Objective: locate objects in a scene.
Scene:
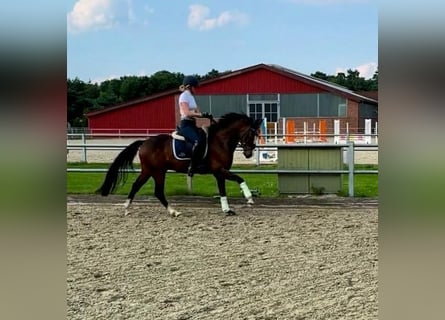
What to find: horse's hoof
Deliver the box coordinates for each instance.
[247,198,254,206]
[224,209,237,216]
[167,206,182,217]
[124,210,131,216]
[168,209,182,217]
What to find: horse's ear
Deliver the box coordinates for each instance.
[254,118,263,128]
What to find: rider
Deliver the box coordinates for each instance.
[178,75,208,177]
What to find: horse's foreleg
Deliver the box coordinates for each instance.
[153,172,181,217]
[214,173,236,215]
[124,172,150,216]
[240,181,254,205]
[220,169,255,206]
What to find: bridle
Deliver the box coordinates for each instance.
[239,126,259,154]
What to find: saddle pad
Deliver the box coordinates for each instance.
[172,139,192,160]
[171,129,209,161]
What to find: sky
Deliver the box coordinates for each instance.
[67,0,378,83]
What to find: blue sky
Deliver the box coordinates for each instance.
[67,0,377,83]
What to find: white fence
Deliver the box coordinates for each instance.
[67,134,378,197]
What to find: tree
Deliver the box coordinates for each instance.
[202,69,221,80]
[67,78,98,127]
[150,71,183,92]
[367,69,378,90]
[311,68,378,91]
[345,69,366,91]
[120,76,144,101]
[311,71,329,81]
[96,86,119,109]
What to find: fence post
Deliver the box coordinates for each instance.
[255,146,260,166]
[82,133,87,162]
[303,121,307,144]
[334,119,340,144]
[348,141,355,197]
[375,122,378,144]
[365,119,372,144]
[187,176,193,194]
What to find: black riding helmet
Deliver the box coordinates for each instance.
[182,75,199,87]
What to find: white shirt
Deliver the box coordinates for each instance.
[179,90,197,119]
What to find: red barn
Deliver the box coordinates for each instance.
[86,63,377,135]
[86,91,178,135]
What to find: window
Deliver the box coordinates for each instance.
[249,103,263,120]
[338,103,347,117]
[280,93,347,117]
[248,94,278,101]
[247,94,280,122]
[264,103,278,122]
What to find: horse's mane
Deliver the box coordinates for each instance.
[210,112,251,131]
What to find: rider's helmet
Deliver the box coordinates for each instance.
[182,75,199,88]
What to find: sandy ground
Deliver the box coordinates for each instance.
[67,195,378,320]
[67,138,378,165]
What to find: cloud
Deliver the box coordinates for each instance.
[188,4,248,31]
[335,62,378,79]
[67,0,115,33]
[67,0,154,33]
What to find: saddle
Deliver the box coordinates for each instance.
[171,127,208,160]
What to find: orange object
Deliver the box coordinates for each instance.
[286,120,295,143]
[319,120,327,142]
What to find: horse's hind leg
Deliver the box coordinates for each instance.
[124,171,150,216]
[152,172,181,217]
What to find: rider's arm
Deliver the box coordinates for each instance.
[179,102,202,117]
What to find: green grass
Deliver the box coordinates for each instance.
[67,163,378,198]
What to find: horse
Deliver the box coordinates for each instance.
[96,112,263,216]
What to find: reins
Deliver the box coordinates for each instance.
[238,126,258,151]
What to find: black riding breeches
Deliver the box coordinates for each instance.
[179,119,201,144]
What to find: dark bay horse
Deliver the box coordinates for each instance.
[96,113,263,216]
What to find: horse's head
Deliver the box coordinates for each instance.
[211,113,263,158]
[239,118,263,158]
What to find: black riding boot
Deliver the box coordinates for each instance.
[187,142,201,177]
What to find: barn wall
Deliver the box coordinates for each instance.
[89,95,176,131]
[195,95,246,117]
[194,92,350,122]
[347,100,360,133]
[280,93,347,118]
[279,100,361,135]
[197,69,321,94]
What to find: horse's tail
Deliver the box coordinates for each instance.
[96,140,145,196]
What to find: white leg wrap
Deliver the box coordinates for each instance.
[220,196,230,212]
[124,199,131,216]
[167,205,182,217]
[240,182,252,199]
[240,182,254,204]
